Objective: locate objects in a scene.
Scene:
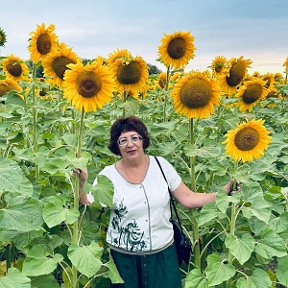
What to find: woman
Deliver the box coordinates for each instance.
[77,115,236,288]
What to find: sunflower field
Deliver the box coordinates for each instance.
[0,24,287,288]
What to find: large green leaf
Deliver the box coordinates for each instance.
[0,196,43,232]
[184,269,208,288]
[276,255,288,287]
[206,253,236,286]
[225,233,255,265]
[0,267,31,288]
[68,241,103,278]
[255,229,287,259]
[31,275,60,288]
[22,244,63,277]
[215,191,230,214]
[242,193,271,224]
[0,158,22,193]
[184,145,222,158]
[92,175,114,208]
[43,202,79,228]
[103,256,124,284]
[236,268,272,288]
[198,203,222,226]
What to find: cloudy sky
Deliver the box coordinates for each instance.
[1,0,287,74]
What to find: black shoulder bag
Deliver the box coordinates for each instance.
[154,157,192,266]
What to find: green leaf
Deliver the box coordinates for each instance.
[236,268,272,288]
[184,269,208,288]
[242,193,271,224]
[43,202,79,228]
[225,233,255,265]
[0,196,43,232]
[206,253,236,286]
[92,175,114,208]
[198,203,222,226]
[103,256,124,284]
[22,245,63,277]
[255,229,287,259]
[0,158,22,193]
[276,255,288,287]
[31,275,60,288]
[0,267,31,288]
[68,241,103,278]
[184,145,222,158]
[215,192,230,214]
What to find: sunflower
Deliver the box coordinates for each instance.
[283,57,288,74]
[171,71,221,119]
[211,56,228,77]
[111,56,148,94]
[0,79,22,97]
[0,27,7,47]
[223,119,271,163]
[28,23,59,63]
[261,73,275,91]
[235,79,268,112]
[63,59,115,112]
[218,56,252,96]
[158,31,195,69]
[2,54,29,82]
[252,71,260,78]
[107,49,132,65]
[158,72,167,89]
[42,43,79,86]
[274,73,283,83]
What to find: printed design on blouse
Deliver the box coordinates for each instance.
[109,199,147,251]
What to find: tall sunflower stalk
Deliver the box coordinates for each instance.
[31,63,40,182]
[162,66,171,123]
[189,118,201,269]
[71,108,85,288]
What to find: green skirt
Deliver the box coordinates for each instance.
[110,243,181,288]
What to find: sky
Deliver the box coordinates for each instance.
[1,0,288,75]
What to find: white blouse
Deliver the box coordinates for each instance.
[93,156,182,254]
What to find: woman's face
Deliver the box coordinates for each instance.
[117,131,145,160]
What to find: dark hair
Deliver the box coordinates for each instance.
[108,116,150,156]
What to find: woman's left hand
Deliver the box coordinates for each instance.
[224,179,241,196]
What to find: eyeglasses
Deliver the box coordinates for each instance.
[117,135,143,147]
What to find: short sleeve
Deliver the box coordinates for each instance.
[156,156,181,191]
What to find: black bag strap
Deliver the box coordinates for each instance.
[154,156,183,232]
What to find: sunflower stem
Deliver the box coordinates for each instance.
[32,63,39,182]
[162,65,170,123]
[123,91,128,118]
[189,118,201,269]
[226,162,238,288]
[71,108,85,288]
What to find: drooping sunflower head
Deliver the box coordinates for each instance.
[63,59,115,112]
[111,56,148,94]
[42,43,80,87]
[1,54,29,82]
[261,73,275,90]
[283,57,288,74]
[235,79,268,112]
[0,27,7,47]
[171,71,221,119]
[107,49,132,65]
[252,71,260,78]
[158,72,167,89]
[223,119,271,163]
[158,31,196,69]
[274,73,283,83]
[211,56,228,77]
[0,79,22,97]
[218,56,252,96]
[28,23,59,63]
